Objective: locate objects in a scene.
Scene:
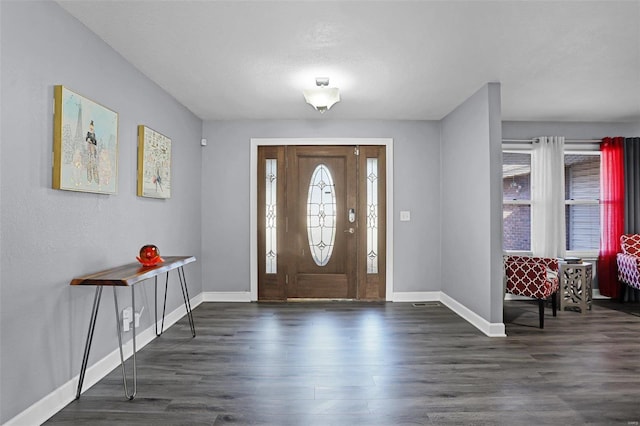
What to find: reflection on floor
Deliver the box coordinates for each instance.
[47,299,640,425]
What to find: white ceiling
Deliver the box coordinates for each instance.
[57,0,640,122]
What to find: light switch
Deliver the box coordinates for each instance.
[400,211,411,221]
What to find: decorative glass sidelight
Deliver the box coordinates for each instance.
[265,159,277,273]
[307,164,337,266]
[367,158,379,273]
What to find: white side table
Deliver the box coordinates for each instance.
[559,262,593,313]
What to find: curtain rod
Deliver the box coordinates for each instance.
[502,138,602,143]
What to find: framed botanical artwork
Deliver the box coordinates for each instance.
[53,85,118,194]
[137,125,171,199]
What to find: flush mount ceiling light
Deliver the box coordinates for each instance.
[303,77,340,113]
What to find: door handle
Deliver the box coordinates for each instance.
[344,228,355,234]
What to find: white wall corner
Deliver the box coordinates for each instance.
[440,292,506,337]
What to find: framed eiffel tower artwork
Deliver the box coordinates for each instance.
[53,85,118,194]
[137,125,171,199]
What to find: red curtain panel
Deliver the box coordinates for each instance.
[599,137,625,298]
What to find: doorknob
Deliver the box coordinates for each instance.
[344,228,355,234]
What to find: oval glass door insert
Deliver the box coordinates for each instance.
[307,164,336,266]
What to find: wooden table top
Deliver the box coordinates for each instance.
[70,256,196,287]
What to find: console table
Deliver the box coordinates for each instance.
[71,255,196,400]
[559,262,593,313]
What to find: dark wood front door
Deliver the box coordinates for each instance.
[287,146,357,298]
[258,145,386,300]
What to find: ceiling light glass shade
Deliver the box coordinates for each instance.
[303,87,340,113]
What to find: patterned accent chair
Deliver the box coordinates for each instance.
[504,255,559,329]
[617,234,640,299]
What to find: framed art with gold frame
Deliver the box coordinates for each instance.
[137,125,171,199]
[53,85,118,194]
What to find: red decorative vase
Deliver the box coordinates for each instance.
[136,245,164,266]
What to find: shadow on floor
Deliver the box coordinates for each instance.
[504,298,640,330]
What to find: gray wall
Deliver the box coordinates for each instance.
[0,1,203,422]
[440,83,503,323]
[200,120,442,294]
[3,1,636,422]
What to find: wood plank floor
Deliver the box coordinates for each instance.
[46,300,640,425]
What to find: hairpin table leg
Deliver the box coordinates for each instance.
[178,266,196,337]
[113,286,136,400]
[75,286,103,400]
[154,273,169,336]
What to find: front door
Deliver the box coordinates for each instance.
[287,146,357,298]
[257,145,386,300]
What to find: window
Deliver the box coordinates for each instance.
[307,164,337,267]
[503,152,531,251]
[265,159,277,273]
[366,158,379,274]
[564,153,600,252]
[502,149,601,254]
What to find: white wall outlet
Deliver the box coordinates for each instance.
[400,211,411,221]
[121,306,144,332]
[122,307,133,332]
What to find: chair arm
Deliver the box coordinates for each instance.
[617,253,640,289]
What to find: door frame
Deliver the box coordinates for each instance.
[250,138,394,301]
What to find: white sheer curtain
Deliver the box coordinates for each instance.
[531,136,566,258]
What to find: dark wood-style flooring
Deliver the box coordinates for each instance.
[46,300,640,425]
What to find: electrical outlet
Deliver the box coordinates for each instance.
[121,306,144,332]
[122,307,133,332]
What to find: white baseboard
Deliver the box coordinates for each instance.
[593,289,609,299]
[391,291,440,302]
[440,292,506,337]
[3,295,203,426]
[391,291,506,337]
[202,291,252,302]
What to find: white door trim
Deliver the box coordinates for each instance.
[250,138,394,301]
